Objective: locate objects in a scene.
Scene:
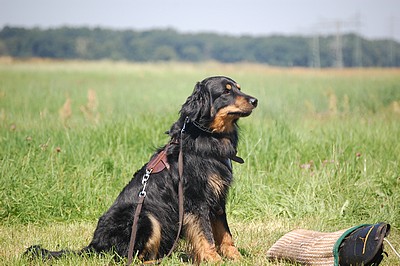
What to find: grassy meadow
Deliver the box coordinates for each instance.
[0,59,399,265]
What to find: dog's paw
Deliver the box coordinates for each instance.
[219,244,241,261]
[203,252,223,263]
[194,245,223,263]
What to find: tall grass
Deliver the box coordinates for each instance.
[0,60,399,265]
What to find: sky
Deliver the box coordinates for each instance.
[1,0,399,41]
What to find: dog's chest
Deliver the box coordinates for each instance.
[207,169,232,199]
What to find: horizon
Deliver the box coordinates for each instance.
[1,0,399,41]
[1,24,398,43]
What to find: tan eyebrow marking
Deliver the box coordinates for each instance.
[236,83,241,89]
[226,84,232,90]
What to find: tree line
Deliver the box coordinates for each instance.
[0,26,399,67]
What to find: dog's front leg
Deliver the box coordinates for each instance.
[211,211,241,261]
[183,211,222,263]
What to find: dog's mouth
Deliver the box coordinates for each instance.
[228,110,252,117]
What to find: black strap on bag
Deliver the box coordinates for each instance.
[334,223,390,266]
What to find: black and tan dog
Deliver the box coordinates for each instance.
[26,76,258,263]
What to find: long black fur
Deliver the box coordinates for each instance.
[25,76,257,263]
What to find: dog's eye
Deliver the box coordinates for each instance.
[224,84,232,94]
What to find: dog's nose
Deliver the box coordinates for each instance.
[249,97,258,108]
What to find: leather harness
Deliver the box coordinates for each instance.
[126,119,243,265]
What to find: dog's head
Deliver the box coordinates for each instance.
[179,76,258,134]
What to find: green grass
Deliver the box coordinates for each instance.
[1,60,400,265]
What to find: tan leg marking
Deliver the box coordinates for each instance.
[184,214,222,263]
[211,219,241,260]
[139,214,161,260]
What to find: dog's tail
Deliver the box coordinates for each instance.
[24,245,91,260]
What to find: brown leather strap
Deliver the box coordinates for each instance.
[126,148,169,265]
[126,140,185,265]
[178,142,184,182]
[165,138,184,258]
[127,195,145,265]
[127,118,242,264]
[147,148,170,174]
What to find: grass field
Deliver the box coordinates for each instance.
[1,59,399,265]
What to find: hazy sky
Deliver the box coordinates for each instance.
[1,0,399,40]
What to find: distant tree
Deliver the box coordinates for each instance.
[153,45,177,61]
[0,40,8,55]
[179,45,202,61]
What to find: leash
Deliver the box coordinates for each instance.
[126,192,145,265]
[126,117,244,265]
[126,119,188,265]
[164,117,187,258]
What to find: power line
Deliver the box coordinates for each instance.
[311,14,363,68]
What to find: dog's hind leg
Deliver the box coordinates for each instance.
[137,213,162,261]
[184,213,222,263]
[211,213,241,261]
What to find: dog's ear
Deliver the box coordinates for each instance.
[179,81,211,121]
